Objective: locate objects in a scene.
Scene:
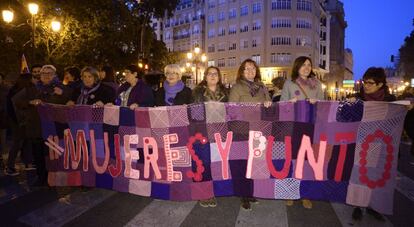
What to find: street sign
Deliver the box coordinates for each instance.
[343,80,355,88]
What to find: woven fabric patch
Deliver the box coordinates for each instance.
[69,105,93,122]
[272,141,286,160]
[103,106,120,126]
[189,103,205,122]
[168,106,189,127]
[362,101,388,122]
[274,178,301,199]
[278,102,295,121]
[149,107,170,128]
[206,122,229,142]
[128,179,152,197]
[336,100,364,122]
[205,102,226,123]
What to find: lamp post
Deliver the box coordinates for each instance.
[186,44,207,84]
[28,3,39,63]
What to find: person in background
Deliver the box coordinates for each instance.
[192,66,229,208]
[280,56,324,103]
[30,64,42,85]
[349,67,395,221]
[229,59,271,211]
[154,64,192,106]
[67,66,115,106]
[271,77,286,102]
[112,65,154,109]
[99,65,118,92]
[280,56,324,209]
[63,66,82,90]
[4,73,34,176]
[0,73,9,170]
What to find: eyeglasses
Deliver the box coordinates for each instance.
[362,80,376,86]
[40,72,54,76]
[207,72,218,76]
[166,72,179,76]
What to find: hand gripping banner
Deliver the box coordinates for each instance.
[39,100,407,214]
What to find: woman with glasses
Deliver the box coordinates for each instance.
[192,66,228,208]
[280,56,324,103]
[229,59,271,211]
[154,64,192,106]
[349,67,395,222]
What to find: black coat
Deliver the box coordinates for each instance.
[154,87,193,106]
[71,83,116,105]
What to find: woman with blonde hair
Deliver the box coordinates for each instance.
[155,64,192,106]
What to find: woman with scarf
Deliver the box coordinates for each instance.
[67,66,115,106]
[114,65,154,109]
[280,56,324,103]
[192,66,228,208]
[349,67,395,222]
[280,56,324,209]
[154,64,192,106]
[229,59,271,211]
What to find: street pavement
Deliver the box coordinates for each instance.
[1,142,413,227]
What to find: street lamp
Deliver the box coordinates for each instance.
[186,44,207,84]
[2,10,13,23]
[28,3,39,63]
[51,20,61,32]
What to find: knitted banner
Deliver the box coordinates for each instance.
[39,100,407,214]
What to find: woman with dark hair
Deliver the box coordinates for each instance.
[229,59,271,106]
[271,77,286,102]
[280,56,324,103]
[63,66,82,90]
[113,65,154,109]
[67,66,115,106]
[350,67,395,222]
[192,66,228,208]
[193,66,228,103]
[99,65,118,92]
[154,64,192,106]
[229,59,271,211]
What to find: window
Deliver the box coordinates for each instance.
[218,43,226,52]
[296,19,312,29]
[240,5,248,16]
[208,60,215,67]
[297,0,312,12]
[218,27,226,36]
[296,36,311,46]
[229,8,237,19]
[208,0,216,9]
[271,0,291,10]
[229,43,237,50]
[241,39,248,49]
[228,25,237,34]
[218,58,225,67]
[271,17,292,28]
[252,20,261,31]
[218,11,225,21]
[252,2,262,14]
[278,71,288,78]
[240,23,249,33]
[218,0,226,5]
[227,57,237,67]
[252,39,258,47]
[208,29,215,38]
[270,53,292,64]
[271,36,291,45]
[208,44,215,53]
[208,14,215,24]
[193,25,200,34]
[252,54,261,65]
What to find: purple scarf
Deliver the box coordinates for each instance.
[241,79,264,97]
[363,88,385,101]
[164,80,184,106]
[77,83,101,105]
[296,76,318,89]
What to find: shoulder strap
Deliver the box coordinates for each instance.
[293,81,309,99]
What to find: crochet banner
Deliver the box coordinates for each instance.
[39,101,407,214]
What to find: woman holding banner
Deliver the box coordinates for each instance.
[229,59,271,211]
[192,66,228,208]
[154,64,193,106]
[280,56,325,209]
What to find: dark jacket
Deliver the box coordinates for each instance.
[192,84,229,103]
[355,87,396,102]
[154,86,193,106]
[71,83,116,105]
[36,79,72,105]
[0,83,9,129]
[116,80,154,107]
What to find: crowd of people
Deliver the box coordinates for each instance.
[0,56,413,221]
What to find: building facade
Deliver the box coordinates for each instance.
[161,0,335,85]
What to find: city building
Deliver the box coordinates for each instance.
[161,0,338,86]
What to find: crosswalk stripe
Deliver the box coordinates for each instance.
[0,183,31,205]
[18,188,115,227]
[235,199,288,227]
[396,172,414,202]
[125,199,197,227]
[331,202,393,227]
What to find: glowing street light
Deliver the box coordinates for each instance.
[28,3,39,15]
[2,10,13,23]
[186,44,207,84]
[51,20,61,32]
